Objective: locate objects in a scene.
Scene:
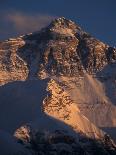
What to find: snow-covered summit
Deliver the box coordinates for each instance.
[0,17,116,154]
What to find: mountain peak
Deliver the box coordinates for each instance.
[47,17,81,36]
[0,16,116,155]
[51,17,75,26]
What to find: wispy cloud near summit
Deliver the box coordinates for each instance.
[6,12,56,33]
[0,11,56,40]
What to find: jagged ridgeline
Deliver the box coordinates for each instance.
[0,17,115,84]
[0,17,116,155]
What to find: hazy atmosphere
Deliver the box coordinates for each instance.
[0,1,116,154]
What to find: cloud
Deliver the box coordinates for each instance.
[5,12,56,34]
[0,11,57,40]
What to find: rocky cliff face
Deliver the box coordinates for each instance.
[0,17,115,81]
[0,17,116,154]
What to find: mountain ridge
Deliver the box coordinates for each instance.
[0,17,116,154]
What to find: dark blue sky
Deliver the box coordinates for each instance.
[0,0,116,46]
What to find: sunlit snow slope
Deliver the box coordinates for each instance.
[0,17,116,154]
